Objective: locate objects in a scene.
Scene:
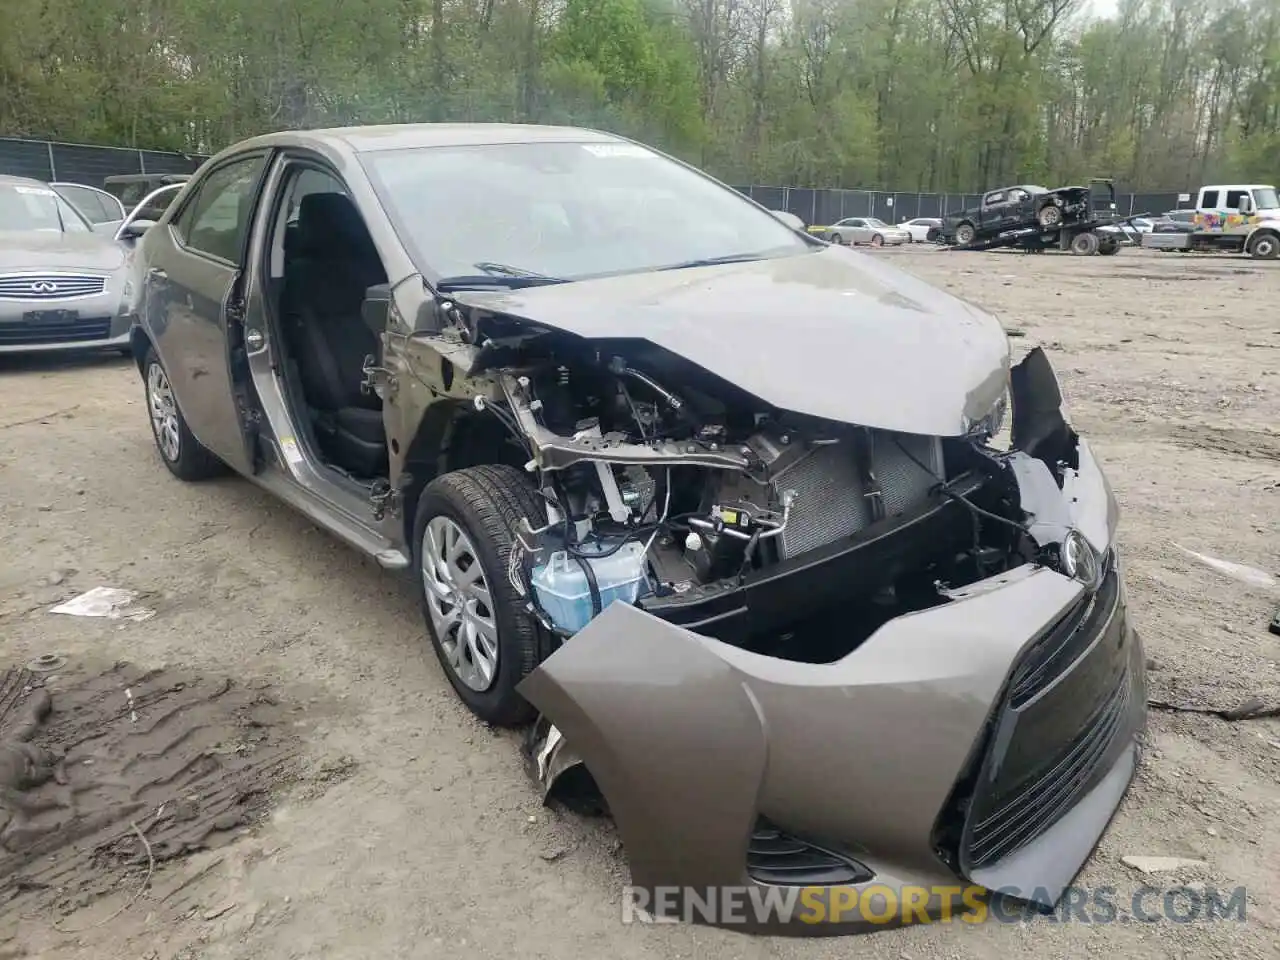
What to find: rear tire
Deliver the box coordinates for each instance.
[1097,239,1121,256]
[1038,204,1064,228]
[954,222,976,246]
[143,347,224,481]
[1070,231,1101,256]
[871,234,884,247]
[413,465,551,727]
[830,233,843,245]
[1249,232,1280,260]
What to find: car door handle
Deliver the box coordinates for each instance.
[147,268,168,281]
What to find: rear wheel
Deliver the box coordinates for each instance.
[871,234,884,247]
[413,465,551,727]
[1038,204,1064,228]
[1097,239,1121,256]
[1249,232,1280,260]
[954,222,976,246]
[143,347,223,481]
[1070,231,1101,256]
[830,233,843,245]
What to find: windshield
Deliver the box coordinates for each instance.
[361,140,812,282]
[0,183,91,233]
[1253,187,1279,210]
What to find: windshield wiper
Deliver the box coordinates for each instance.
[656,253,767,272]
[473,261,563,280]
[435,262,568,292]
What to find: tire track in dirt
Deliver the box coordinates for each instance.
[0,661,308,919]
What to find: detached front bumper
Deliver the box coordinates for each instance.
[518,438,1146,935]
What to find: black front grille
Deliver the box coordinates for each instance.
[747,821,874,887]
[0,316,112,345]
[967,666,1132,867]
[1009,556,1118,707]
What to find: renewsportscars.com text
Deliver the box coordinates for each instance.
[621,884,1247,926]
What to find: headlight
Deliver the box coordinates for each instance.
[1061,529,1104,591]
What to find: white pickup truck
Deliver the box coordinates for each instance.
[1144,183,1280,259]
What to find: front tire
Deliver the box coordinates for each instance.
[1038,204,1064,228]
[871,234,884,247]
[413,465,550,727]
[143,347,223,481]
[830,233,843,245]
[1249,232,1279,260]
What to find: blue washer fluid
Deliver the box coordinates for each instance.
[530,539,649,635]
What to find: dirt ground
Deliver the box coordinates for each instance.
[1,245,1278,960]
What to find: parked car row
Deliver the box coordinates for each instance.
[807,216,940,246]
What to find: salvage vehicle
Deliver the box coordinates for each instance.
[1142,184,1280,259]
[939,179,1137,256]
[941,183,1094,246]
[0,174,141,354]
[126,123,1146,934]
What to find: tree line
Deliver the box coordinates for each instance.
[1,0,1275,192]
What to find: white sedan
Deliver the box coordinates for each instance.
[897,217,942,242]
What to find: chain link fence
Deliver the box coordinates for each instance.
[0,136,1187,220]
[0,137,207,186]
[732,185,1188,224]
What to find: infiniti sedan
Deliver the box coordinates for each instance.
[0,174,141,355]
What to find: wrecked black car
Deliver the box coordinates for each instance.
[941,184,1092,246]
[126,124,1146,935]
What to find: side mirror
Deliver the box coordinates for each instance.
[770,210,805,231]
[116,218,156,241]
[362,283,391,335]
[1238,195,1254,214]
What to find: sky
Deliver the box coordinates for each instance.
[1086,0,1120,18]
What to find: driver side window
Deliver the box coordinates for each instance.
[983,191,1006,206]
[173,155,267,263]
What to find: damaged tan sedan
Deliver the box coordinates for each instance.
[127,123,1146,935]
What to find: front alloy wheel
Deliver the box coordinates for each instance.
[422,515,499,692]
[413,465,551,727]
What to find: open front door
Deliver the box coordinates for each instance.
[145,152,270,476]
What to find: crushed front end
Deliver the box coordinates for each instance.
[430,287,1145,934]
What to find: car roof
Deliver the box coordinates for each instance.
[228,123,626,158]
[0,173,51,188]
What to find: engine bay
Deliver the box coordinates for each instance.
[452,317,1069,662]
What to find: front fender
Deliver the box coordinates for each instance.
[517,609,769,892]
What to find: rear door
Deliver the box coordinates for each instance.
[144,152,270,474]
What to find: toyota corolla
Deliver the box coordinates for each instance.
[125,123,1146,935]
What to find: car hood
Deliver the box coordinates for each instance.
[448,246,1011,437]
[0,230,126,273]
